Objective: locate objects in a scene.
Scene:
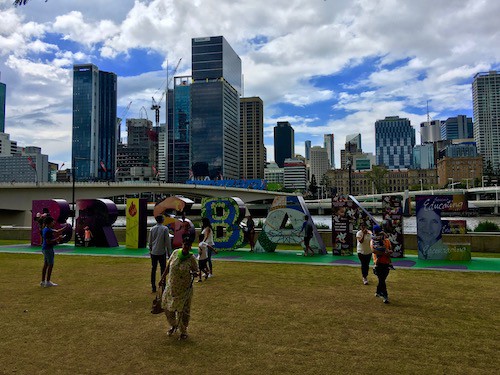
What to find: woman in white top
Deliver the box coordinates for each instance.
[200,217,217,277]
[356,222,372,285]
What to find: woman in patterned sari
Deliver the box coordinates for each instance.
[159,235,199,340]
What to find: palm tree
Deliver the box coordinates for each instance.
[366,165,388,194]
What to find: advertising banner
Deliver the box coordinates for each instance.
[332,195,355,255]
[382,195,404,258]
[415,195,469,260]
[126,198,147,249]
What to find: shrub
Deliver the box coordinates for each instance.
[474,221,500,232]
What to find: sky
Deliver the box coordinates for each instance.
[1,0,499,169]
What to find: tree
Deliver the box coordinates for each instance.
[309,174,318,199]
[366,165,388,194]
[320,173,331,198]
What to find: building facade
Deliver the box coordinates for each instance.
[168,78,191,183]
[375,116,415,169]
[413,143,436,169]
[0,146,49,183]
[472,71,500,173]
[437,156,483,188]
[240,97,265,179]
[310,146,330,184]
[420,120,442,144]
[264,162,284,185]
[116,118,156,181]
[441,115,473,140]
[326,168,438,196]
[305,140,311,161]
[0,132,17,156]
[72,64,117,181]
[283,158,307,191]
[274,121,294,168]
[190,36,241,180]
[323,134,335,168]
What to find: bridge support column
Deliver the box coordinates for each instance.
[318,207,324,215]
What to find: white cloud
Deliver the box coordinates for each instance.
[0,0,499,169]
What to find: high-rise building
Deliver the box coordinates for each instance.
[441,115,473,140]
[473,71,500,173]
[345,133,361,151]
[190,36,241,180]
[116,118,156,181]
[166,77,191,183]
[240,97,265,179]
[375,116,416,169]
[340,133,362,169]
[0,132,17,156]
[274,121,294,168]
[72,64,117,181]
[0,80,6,133]
[310,146,330,184]
[413,143,435,169]
[420,120,442,144]
[323,134,334,168]
[283,158,306,191]
[305,140,311,161]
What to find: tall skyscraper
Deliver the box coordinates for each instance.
[72,64,117,181]
[165,77,192,183]
[304,140,311,161]
[0,80,5,133]
[375,116,415,170]
[190,36,241,179]
[323,134,335,168]
[274,121,294,168]
[420,120,442,143]
[240,97,265,179]
[473,71,500,173]
[310,146,330,183]
[441,115,473,140]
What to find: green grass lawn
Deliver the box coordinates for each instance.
[0,253,498,374]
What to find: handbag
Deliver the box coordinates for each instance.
[151,286,164,314]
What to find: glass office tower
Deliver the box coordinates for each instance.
[441,115,473,140]
[0,81,5,133]
[72,64,117,181]
[169,76,191,183]
[274,121,295,168]
[191,36,241,180]
[375,116,415,169]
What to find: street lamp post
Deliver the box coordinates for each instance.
[448,177,454,190]
[347,158,352,196]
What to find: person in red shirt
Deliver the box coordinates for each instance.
[370,225,393,304]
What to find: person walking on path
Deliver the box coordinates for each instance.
[149,215,172,293]
[199,217,217,277]
[356,222,372,285]
[370,225,393,304]
[40,216,65,287]
[245,215,256,252]
[159,235,199,340]
[300,215,314,256]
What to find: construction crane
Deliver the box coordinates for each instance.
[117,101,132,142]
[151,58,182,129]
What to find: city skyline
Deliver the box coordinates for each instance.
[0,0,499,168]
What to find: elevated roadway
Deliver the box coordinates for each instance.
[0,182,293,226]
